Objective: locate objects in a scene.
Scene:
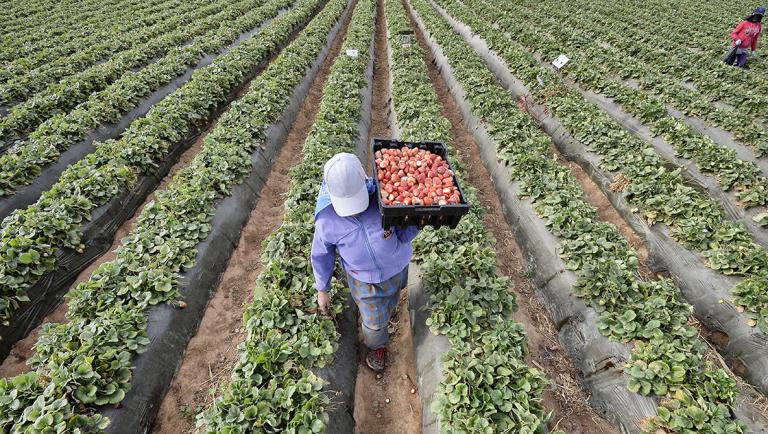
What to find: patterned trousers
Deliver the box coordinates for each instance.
[346,266,408,349]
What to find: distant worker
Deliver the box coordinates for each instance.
[311,153,419,372]
[728,6,764,68]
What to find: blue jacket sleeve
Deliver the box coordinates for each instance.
[396,225,421,244]
[311,225,336,292]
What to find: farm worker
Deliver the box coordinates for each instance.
[730,7,764,68]
[311,152,419,372]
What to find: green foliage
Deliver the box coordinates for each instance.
[0,0,248,141]
[0,0,349,431]
[0,371,110,433]
[412,0,746,431]
[431,325,549,434]
[441,0,768,332]
[385,0,551,431]
[732,277,768,331]
[196,1,376,431]
[476,0,768,157]
[0,0,293,195]
[0,0,202,80]
[0,0,315,328]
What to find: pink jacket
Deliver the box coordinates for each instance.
[732,20,763,51]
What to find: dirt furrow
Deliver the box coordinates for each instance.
[0,1,320,377]
[0,80,225,380]
[352,2,423,432]
[405,2,619,432]
[150,2,359,431]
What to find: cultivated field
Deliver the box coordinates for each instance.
[1,0,767,433]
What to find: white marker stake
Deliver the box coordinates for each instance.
[552,54,570,69]
[346,49,359,59]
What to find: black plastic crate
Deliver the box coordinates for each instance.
[371,138,470,229]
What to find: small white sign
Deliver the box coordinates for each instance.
[552,54,570,69]
[346,49,359,59]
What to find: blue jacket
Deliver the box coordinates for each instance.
[312,179,419,292]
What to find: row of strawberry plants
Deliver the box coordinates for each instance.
[0,0,311,330]
[647,0,768,74]
[462,0,768,220]
[0,0,284,197]
[0,0,56,27]
[0,0,139,53]
[0,0,193,93]
[0,0,130,34]
[0,0,245,141]
[0,0,152,65]
[561,0,768,108]
[196,0,371,431]
[530,2,768,119]
[589,0,741,61]
[0,0,158,71]
[673,0,768,73]
[0,0,220,109]
[516,0,768,157]
[0,0,65,28]
[500,0,768,160]
[438,0,768,397]
[0,0,347,430]
[641,1,731,51]
[510,3,768,148]
[385,0,552,431]
[410,0,748,431]
[445,0,768,335]
[0,0,179,82]
[477,0,768,185]
[0,0,69,29]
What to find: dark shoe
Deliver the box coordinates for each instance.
[366,347,386,372]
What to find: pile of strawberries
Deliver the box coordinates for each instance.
[375,147,461,206]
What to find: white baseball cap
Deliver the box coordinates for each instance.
[323,153,369,217]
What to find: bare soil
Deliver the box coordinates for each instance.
[562,160,652,274]
[352,3,423,432]
[353,290,421,434]
[0,16,299,379]
[366,0,393,153]
[403,1,618,432]
[0,88,217,381]
[692,319,768,428]
[151,2,359,432]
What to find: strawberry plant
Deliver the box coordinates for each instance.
[553,0,768,117]
[409,0,746,430]
[0,0,229,127]
[197,0,374,430]
[0,0,168,68]
[0,0,273,149]
[0,0,349,429]
[0,0,207,105]
[462,0,768,214]
[0,0,322,329]
[385,0,552,432]
[439,0,768,335]
[0,0,191,90]
[0,0,290,195]
[483,0,768,159]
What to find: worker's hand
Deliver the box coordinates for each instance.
[736,39,743,46]
[317,291,331,314]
